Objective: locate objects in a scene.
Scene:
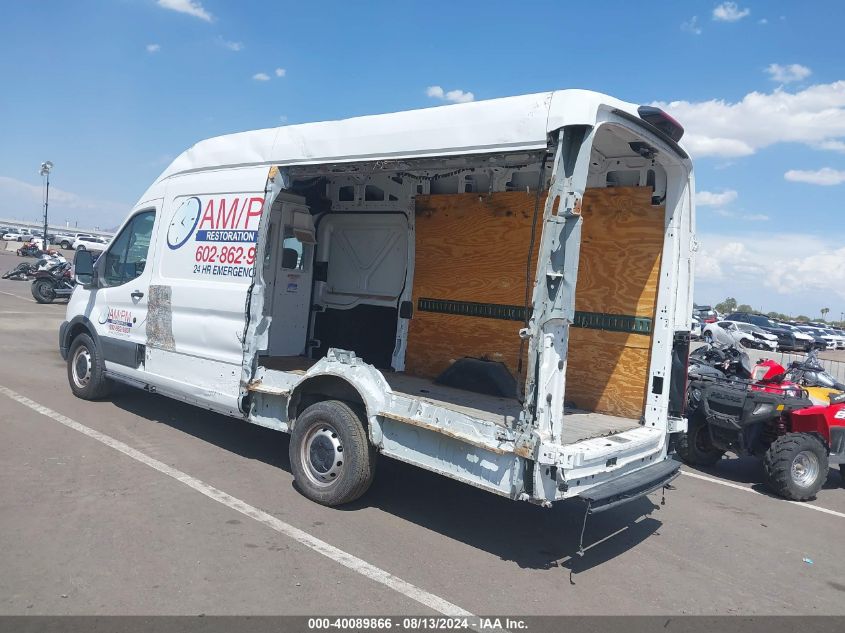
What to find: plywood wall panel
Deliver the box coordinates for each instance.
[564,187,665,418]
[405,187,665,421]
[410,191,544,305]
[574,187,664,317]
[405,192,541,379]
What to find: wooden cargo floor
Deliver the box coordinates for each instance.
[384,373,641,446]
[259,357,641,445]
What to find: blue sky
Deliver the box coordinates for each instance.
[1,0,843,317]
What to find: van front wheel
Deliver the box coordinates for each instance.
[290,400,375,506]
[67,333,112,400]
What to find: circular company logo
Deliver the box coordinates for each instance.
[166,197,202,250]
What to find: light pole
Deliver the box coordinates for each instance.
[40,161,53,251]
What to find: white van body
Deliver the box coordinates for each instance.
[62,89,695,512]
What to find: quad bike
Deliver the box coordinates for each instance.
[679,348,845,501]
[16,243,43,257]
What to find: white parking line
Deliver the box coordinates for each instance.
[0,385,474,618]
[680,469,845,519]
[0,290,31,300]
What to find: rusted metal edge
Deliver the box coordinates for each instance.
[246,380,291,396]
[379,412,514,456]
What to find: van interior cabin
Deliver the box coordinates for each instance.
[256,123,670,445]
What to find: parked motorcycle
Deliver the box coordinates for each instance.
[2,262,38,280]
[31,262,75,304]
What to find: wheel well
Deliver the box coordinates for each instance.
[67,322,93,348]
[288,375,368,429]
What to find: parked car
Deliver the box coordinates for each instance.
[55,232,95,250]
[702,320,778,351]
[72,235,109,251]
[690,315,703,339]
[725,312,802,351]
[796,326,836,350]
[778,323,823,351]
[2,228,29,241]
[693,304,718,324]
[817,328,845,350]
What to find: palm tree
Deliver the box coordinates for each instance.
[821,307,830,320]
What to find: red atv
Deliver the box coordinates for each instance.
[680,351,845,500]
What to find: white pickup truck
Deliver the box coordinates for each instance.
[72,235,110,252]
[54,232,95,250]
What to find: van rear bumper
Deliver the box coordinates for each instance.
[577,459,680,513]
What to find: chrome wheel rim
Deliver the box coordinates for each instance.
[71,346,92,389]
[791,450,820,488]
[300,424,344,488]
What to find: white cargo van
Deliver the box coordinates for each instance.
[62,89,694,519]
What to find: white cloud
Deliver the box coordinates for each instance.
[0,176,129,229]
[784,167,845,186]
[681,16,702,35]
[653,81,845,158]
[275,67,286,77]
[252,73,271,81]
[816,140,845,152]
[758,18,768,25]
[766,63,812,83]
[709,208,769,221]
[156,0,212,22]
[218,38,243,52]
[697,232,845,308]
[696,189,738,206]
[146,43,161,53]
[713,2,750,22]
[426,85,475,104]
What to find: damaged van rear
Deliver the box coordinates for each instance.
[60,89,695,519]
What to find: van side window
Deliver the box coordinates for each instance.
[281,226,305,271]
[101,210,156,288]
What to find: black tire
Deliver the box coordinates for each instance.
[76,244,86,251]
[31,279,56,304]
[676,415,725,466]
[290,400,375,506]
[763,433,829,501]
[840,464,845,487]
[60,240,70,250]
[703,331,713,344]
[67,333,112,400]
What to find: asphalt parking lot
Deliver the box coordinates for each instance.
[1,246,844,616]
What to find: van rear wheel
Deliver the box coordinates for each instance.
[67,333,112,400]
[290,400,375,506]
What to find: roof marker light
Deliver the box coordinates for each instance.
[637,106,685,143]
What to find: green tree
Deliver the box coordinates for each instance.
[796,315,810,322]
[821,307,830,320]
[737,304,754,312]
[715,297,737,314]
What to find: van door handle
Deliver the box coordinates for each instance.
[131,290,144,300]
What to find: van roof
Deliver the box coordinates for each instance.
[155,89,658,184]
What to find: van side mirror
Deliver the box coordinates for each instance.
[74,249,96,287]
